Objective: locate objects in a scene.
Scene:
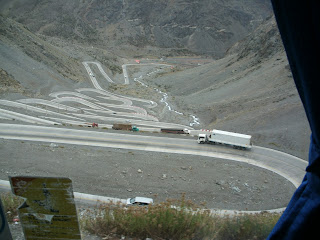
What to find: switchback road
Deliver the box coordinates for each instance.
[0,124,306,188]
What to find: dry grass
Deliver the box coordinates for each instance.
[0,192,280,239]
[80,194,280,240]
[215,213,280,240]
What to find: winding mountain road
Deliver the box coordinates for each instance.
[0,61,190,129]
[0,60,307,213]
[0,123,307,213]
[0,124,306,188]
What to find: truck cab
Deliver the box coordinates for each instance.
[197,129,252,149]
[197,134,208,143]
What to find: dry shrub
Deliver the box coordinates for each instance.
[1,191,280,239]
[81,195,221,239]
[214,212,280,240]
[0,192,24,222]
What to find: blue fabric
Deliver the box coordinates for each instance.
[268,138,320,239]
[268,1,320,239]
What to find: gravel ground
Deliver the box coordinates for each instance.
[0,138,295,211]
[2,136,296,239]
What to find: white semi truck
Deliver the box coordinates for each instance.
[197,129,252,150]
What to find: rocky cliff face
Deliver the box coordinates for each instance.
[0,0,272,58]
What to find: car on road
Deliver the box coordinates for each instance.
[132,126,139,131]
[126,197,153,206]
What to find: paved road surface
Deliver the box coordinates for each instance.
[0,123,306,188]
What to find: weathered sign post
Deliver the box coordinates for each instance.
[9,176,81,239]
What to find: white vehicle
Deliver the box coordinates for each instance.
[197,129,252,150]
[126,197,153,206]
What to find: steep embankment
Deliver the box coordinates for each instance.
[0,16,90,99]
[150,16,310,159]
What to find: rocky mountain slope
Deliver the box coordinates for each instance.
[0,5,310,159]
[0,15,123,99]
[149,16,310,159]
[0,0,272,58]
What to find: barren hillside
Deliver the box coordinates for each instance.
[0,0,272,58]
[0,6,310,159]
[0,16,124,99]
[149,16,310,159]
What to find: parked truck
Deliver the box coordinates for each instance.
[112,123,139,131]
[112,123,132,131]
[197,129,252,150]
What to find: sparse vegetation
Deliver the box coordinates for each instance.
[0,191,280,239]
[81,194,280,240]
[108,64,122,75]
[0,192,23,222]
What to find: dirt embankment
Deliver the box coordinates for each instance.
[0,68,23,94]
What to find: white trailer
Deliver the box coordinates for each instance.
[197,129,252,149]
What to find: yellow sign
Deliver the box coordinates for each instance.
[10,176,81,239]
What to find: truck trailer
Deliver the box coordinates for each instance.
[197,129,252,150]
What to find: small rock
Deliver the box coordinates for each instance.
[216,180,225,186]
[162,174,167,179]
[127,189,132,192]
[189,166,192,170]
[181,166,187,170]
[232,186,241,193]
[50,143,58,148]
[137,169,143,173]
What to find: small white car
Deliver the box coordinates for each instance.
[126,197,153,206]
